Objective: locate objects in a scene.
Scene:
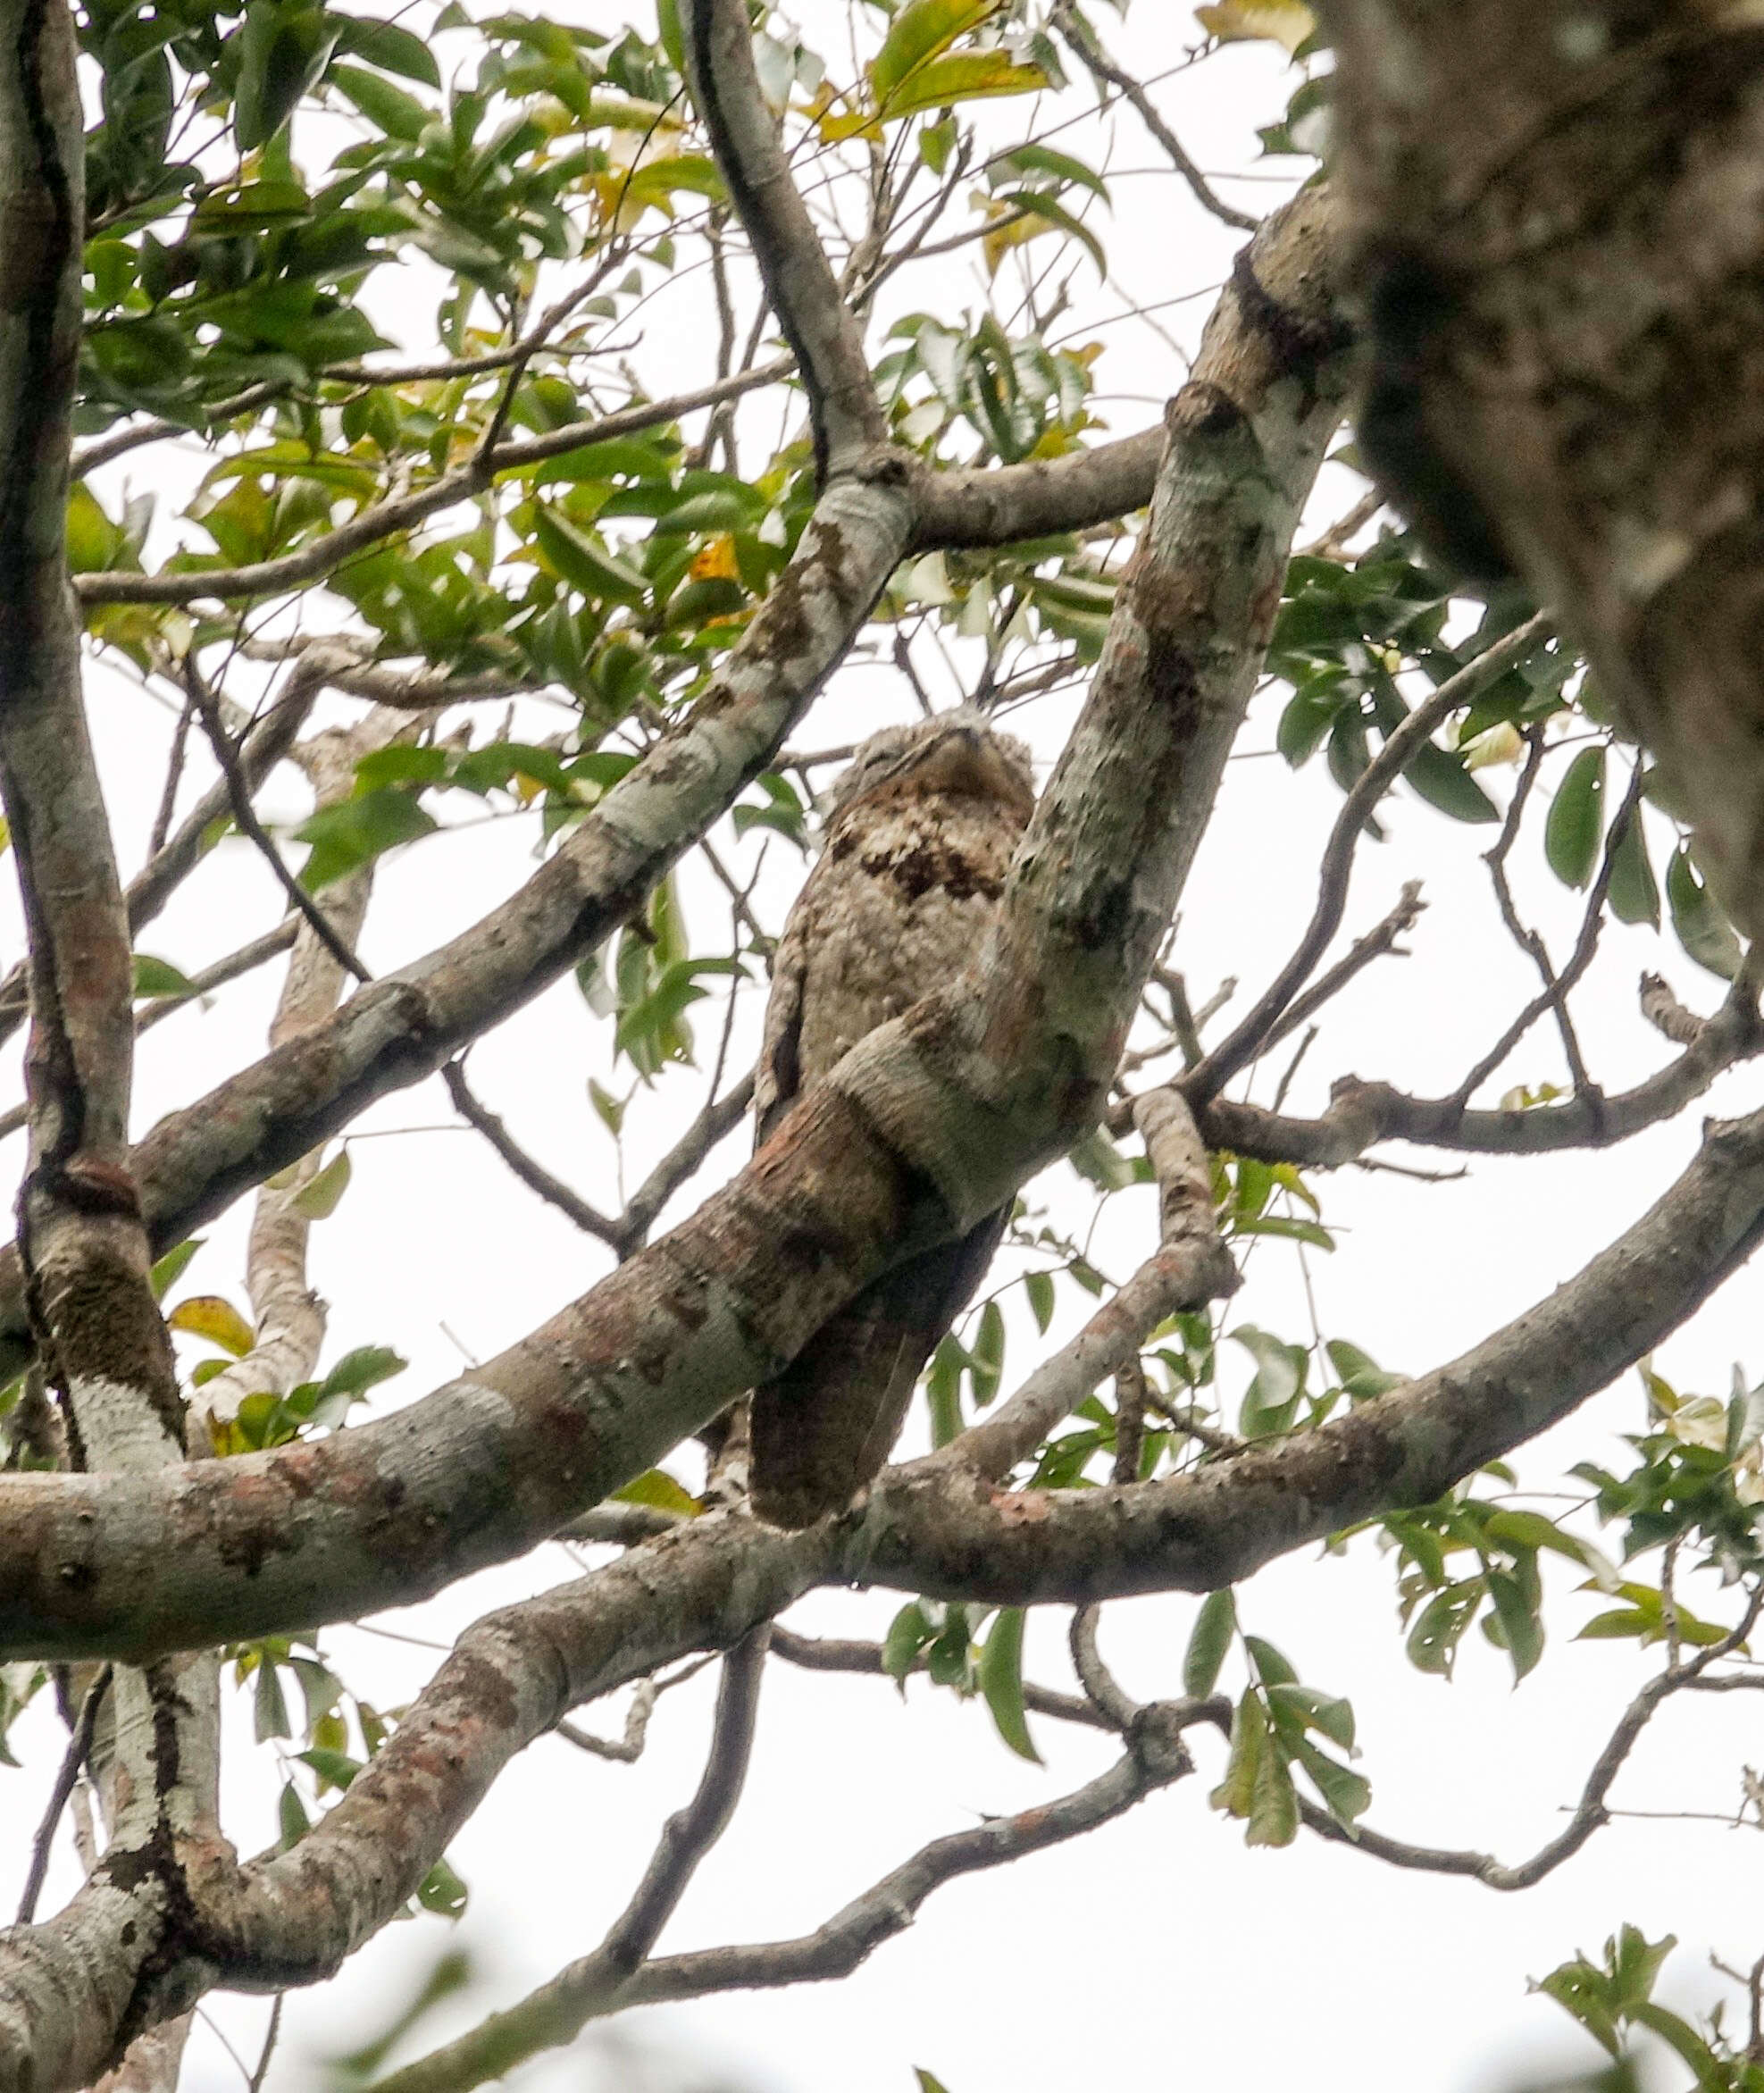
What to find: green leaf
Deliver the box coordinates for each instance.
[1292,1735,1371,1828]
[533,507,648,604]
[872,0,998,102]
[1405,1578,1482,1676]
[883,48,1047,118]
[1401,740,1499,824]
[131,953,196,1000]
[1247,1716,1300,1847]
[296,1746,363,1793]
[1210,1687,1264,1819]
[977,1606,1041,1763]
[169,1293,256,1357]
[330,13,442,86]
[1024,1268,1055,1335]
[968,1299,1006,1406]
[915,2073,955,2093]
[1325,1338,1405,1400]
[415,1855,469,1918]
[1667,843,1743,980]
[148,1239,203,1301]
[317,1345,406,1400]
[1183,1588,1236,1699]
[1545,746,1607,889]
[255,1655,291,1741]
[235,0,341,150]
[1232,1326,1306,1437]
[1243,1634,1297,1687]
[1606,803,1659,927]
[1267,1680,1356,1751]
[925,1333,965,1447]
[278,1779,310,1849]
[328,63,432,138]
[289,1149,351,1219]
[989,142,1110,204]
[988,188,1107,279]
[883,1601,936,1684]
[297,787,437,892]
[1484,1567,1545,1681]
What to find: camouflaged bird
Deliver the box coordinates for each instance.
[749,709,1036,1529]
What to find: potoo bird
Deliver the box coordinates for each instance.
[748,709,1036,1529]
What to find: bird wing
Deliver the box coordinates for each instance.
[749,1206,1007,1530]
[753,896,811,1146]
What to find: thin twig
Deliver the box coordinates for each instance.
[769,1626,1110,1729]
[1052,1,1258,232]
[248,1997,283,2093]
[441,1059,620,1244]
[148,698,195,862]
[1264,882,1425,1052]
[186,661,372,984]
[17,1666,111,1924]
[1186,614,1552,1104]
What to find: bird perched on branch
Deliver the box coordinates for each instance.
[748,708,1036,1529]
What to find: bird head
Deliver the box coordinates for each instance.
[823,709,1036,834]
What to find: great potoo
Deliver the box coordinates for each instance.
[749,709,1036,1529]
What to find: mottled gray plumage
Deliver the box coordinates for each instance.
[750,710,1035,1528]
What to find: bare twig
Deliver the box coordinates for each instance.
[1186,615,1553,1103]
[940,1088,1236,1480]
[17,1667,111,1924]
[555,1680,658,1764]
[769,1625,1110,1729]
[1052,2,1258,232]
[186,661,372,984]
[1069,1607,1139,1731]
[614,1069,757,1253]
[441,1059,620,1245]
[1264,882,1425,1051]
[1298,1587,1764,1889]
[370,1630,770,2093]
[248,1997,282,2093]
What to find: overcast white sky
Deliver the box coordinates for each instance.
[4,5,1761,2090]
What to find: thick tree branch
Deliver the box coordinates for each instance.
[1314,0,1764,936]
[683,0,884,477]
[364,1629,770,2093]
[7,1069,1760,2070]
[0,189,1350,1670]
[847,1101,1764,1606]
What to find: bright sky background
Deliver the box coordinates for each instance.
[3,5,1761,2090]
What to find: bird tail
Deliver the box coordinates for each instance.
[750,1210,1006,1529]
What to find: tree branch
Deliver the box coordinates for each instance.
[73,364,792,610]
[366,1629,770,2093]
[1185,613,1554,1105]
[0,188,1350,1672]
[683,0,885,477]
[1052,1,1259,232]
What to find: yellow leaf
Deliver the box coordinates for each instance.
[613,1468,702,1517]
[690,534,740,582]
[1195,0,1315,54]
[169,1294,257,1357]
